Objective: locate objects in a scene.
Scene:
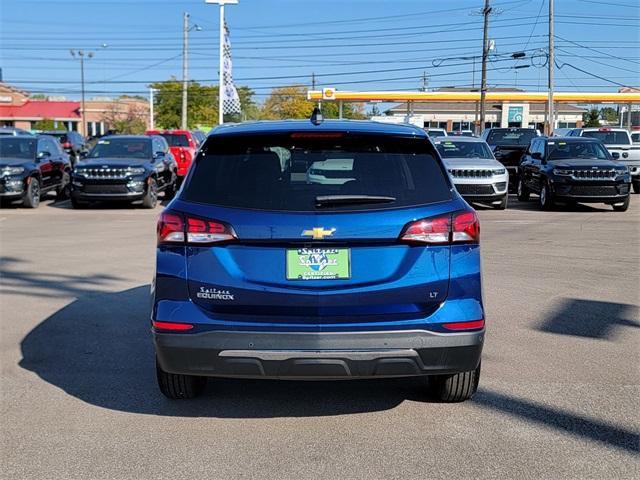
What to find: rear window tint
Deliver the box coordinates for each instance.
[582,131,630,145]
[435,140,493,159]
[182,133,452,212]
[487,129,537,145]
[161,134,190,147]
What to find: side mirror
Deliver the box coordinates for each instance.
[611,151,620,160]
[37,150,51,160]
[532,152,542,160]
[153,151,165,159]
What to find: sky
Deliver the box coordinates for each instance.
[0,0,638,106]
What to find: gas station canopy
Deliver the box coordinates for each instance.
[307,89,640,104]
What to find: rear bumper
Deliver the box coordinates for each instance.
[154,329,484,379]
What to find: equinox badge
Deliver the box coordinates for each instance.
[302,227,336,240]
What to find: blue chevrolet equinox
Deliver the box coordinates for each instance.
[152,119,485,402]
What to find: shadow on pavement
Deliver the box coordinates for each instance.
[16,282,640,451]
[536,298,639,340]
[473,390,639,453]
[19,284,412,418]
[1,256,121,299]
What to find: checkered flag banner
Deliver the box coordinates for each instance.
[222,22,242,115]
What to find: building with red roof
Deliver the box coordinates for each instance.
[0,82,149,136]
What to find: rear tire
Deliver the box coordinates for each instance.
[633,181,639,194]
[495,195,508,210]
[156,358,206,399]
[142,178,158,209]
[517,177,530,201]
[429,363,481,402]
[612,196,630,212]
[22,177,40,209]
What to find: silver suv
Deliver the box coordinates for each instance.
[434,136,509,209]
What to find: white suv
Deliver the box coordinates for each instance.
[434,136,509,209]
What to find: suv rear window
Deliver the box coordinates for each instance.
[182,133,451,211]
[582,130,630,145]
[161,134,190,147]
[45,132,68,142]
[487,129,537,145]
[435,140,493,159]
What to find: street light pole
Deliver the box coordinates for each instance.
[205,0,238,126]
[70,49,94,136]
[149,87,155,130]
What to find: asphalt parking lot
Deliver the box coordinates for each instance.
[1,195,638,480]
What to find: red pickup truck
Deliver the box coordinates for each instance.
[146,130,198,182]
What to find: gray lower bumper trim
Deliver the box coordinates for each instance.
[219,348,422,362]
[154,329,484,379]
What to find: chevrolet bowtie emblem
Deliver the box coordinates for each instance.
[302,227,336,240]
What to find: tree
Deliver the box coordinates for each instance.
[101,100,147,134]
[583,108,600,127]
[32,118,59,131]
[150,78,256,128]
[370,104,382,117]
[600,106,618,124]
[322,102,367,120]
[30,94,47,100]
[261,85,314,120]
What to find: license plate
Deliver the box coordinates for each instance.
[286,248,350,280]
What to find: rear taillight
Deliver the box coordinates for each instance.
[62,142,71,148]
[157,211,236,245]
[186,217,236,243]
[157,212,184,243]
[400,211,479,245]
[452,211,480,243]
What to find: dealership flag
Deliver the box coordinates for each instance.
[222,22,241,115]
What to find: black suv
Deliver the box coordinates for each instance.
[0,135,71,208]
[71,135,178,209]
[518,137,631,211]
[481,127,540,191]
[42,131,86,166]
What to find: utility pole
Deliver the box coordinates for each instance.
[206,0,238,126]
[181,13,201,130]
[181,12,189,130]
[421,71,428,92]
[479,0,491,134]
[311,72,316,90]
[547,0,555,135]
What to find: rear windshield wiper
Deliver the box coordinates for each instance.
[315,195,396,208]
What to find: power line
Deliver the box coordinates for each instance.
[555,34,640,65]
[555,59,634,88]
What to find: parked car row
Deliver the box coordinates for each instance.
[0,123,635,213]
[436,126,633,211]
[477,126,633,211]
[0,128,208,209]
